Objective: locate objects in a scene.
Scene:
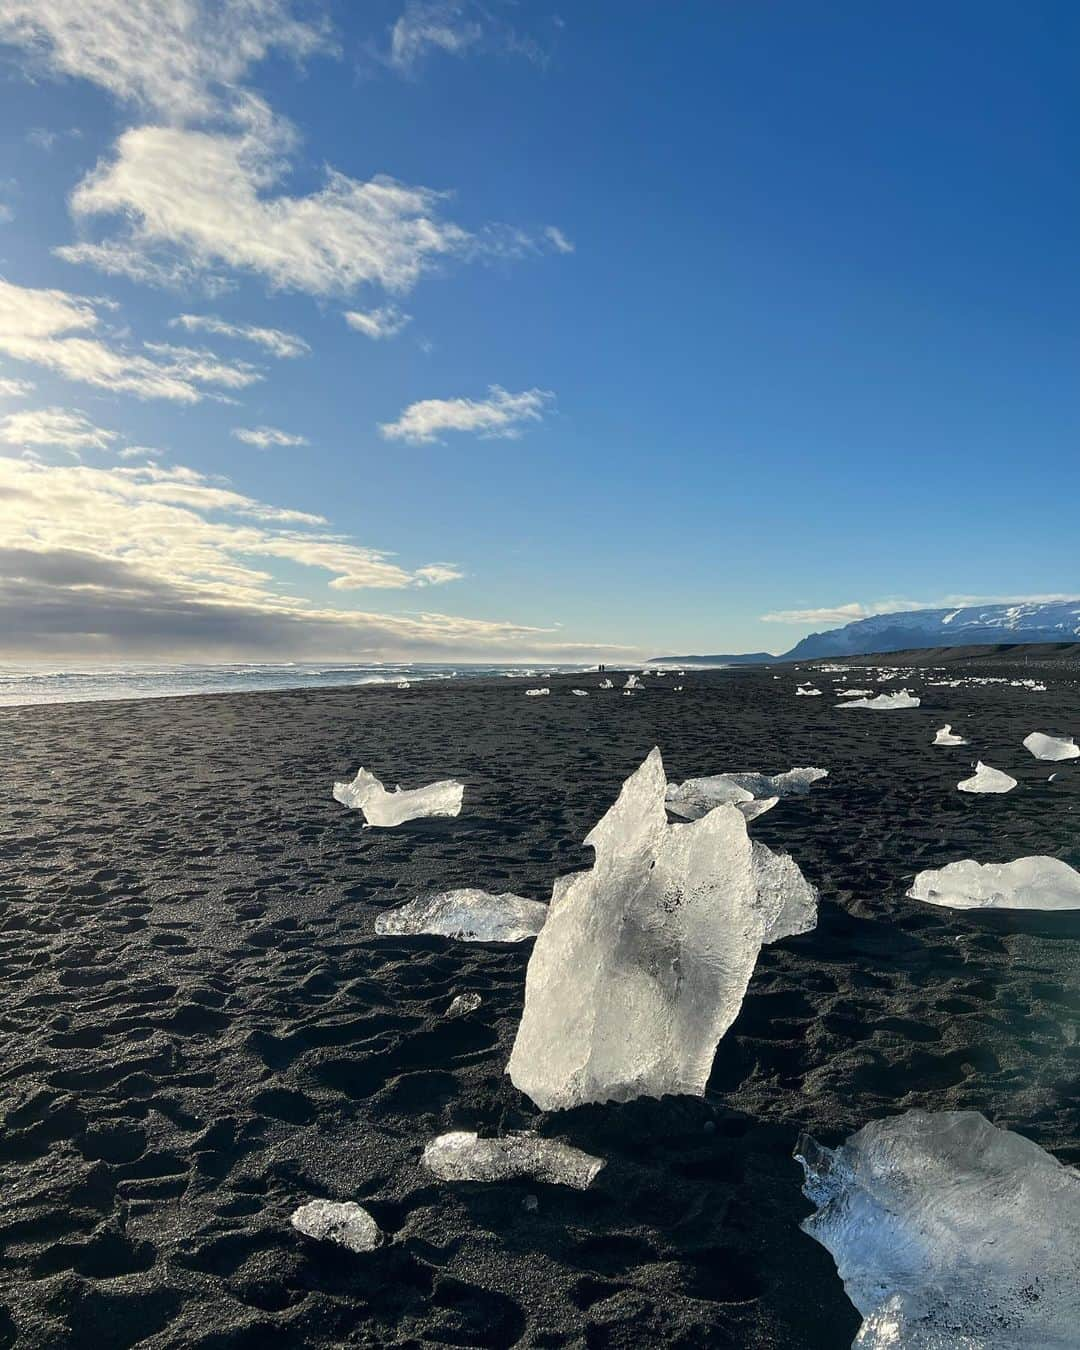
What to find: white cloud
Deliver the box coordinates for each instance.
[344,306,411,340]
[380,385,554,445]
[0,0,333,122]
[760,601,929,626]
[0,205,13,225]
[117,444,162,460]
[63,105,474,298]
[170,313,309,358]
[0,406,116,452]
[382,1,556,75]
[544,225,574,254]
[389,1,483,71]
[0,376,35,398]
[232,425,308,449]
[0,278,262,402]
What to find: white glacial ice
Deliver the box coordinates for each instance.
[571,689,589,696]
[507,747,818,1110]
[908,856,1080,910]
[599,679,614,689]
[374,889,548,943]
[1023,731,1079,761]
[795,687,822,696]
[836,688,874,697]
[796,1109,1080,1349]
[838,690,921,710]
[422,1131,604,1190]
[332,767,464,827]
[932,724,968,746]
[624,674,642,689]
[291,1200,382,1252]
[525,688,550,696]
[957,761,1017,794]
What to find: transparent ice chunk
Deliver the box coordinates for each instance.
[838,691,921,710]
[796,1109,1080,1349]
[957,761,1017,794]
[908,855,1080,910]
[933,724,968,745]
[1023,731,1079,761]
[507,748,818,1110]
[375,888,548,943]
[291,1200,382,1253]
[423,1131,604,1190]
[332,766,463,827]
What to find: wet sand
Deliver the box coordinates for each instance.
[1,659,1077,1348]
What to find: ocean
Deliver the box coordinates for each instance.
[0,661,608,708]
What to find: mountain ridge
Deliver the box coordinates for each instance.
[651,599,1080,664]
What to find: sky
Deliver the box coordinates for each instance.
[0,0,1077,664]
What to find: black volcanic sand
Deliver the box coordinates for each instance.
[0,660,1078,1349]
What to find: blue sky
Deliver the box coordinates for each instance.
[0,0,1076,662]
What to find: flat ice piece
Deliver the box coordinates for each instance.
[571,689,589,696]
[796,1109,1080,1349]
[908,856,1080,911]
[507,747,818,1110]
[664,768,826,820]
[957,761,1017,794]
[1023,731,1079,762]
[446,992,483,1017]
[525,688,549,697]
[375,889,548,943]
[837,688,873,697]
[332,767,463,827]
[795,687,822,696]
[933,724,967,746]
[423,1131,604,1190]
[599,678,614,688]
[839,690,921,710]
[291,1200,382,1253]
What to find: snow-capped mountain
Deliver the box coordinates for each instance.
[653,600,1080,664]
[782,600,1080,660]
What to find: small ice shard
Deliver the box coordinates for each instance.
[741,796,779,822]
[525,687,550,697]
[837,688,874,697]
[795,1110,1080,1349]
[957,761,1017,794]
[599,678,614,689]
[838,690,921,710]
[375,889,548,943]
[446,992,483,1017]
[665,768,826,820]
[507,748,817,1110]
[933,724,967,746]
[571,688,589,697]
[422,1131,604,1190]
[332,767,463,827]
[908,856,1080,910]
[795,686,822,696]
[291,1200,382,1253]
[397,681,411,690]
[1023,731,1079,762]
[624,674,642,689]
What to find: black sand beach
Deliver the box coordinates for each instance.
[1,658,1078,1348]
